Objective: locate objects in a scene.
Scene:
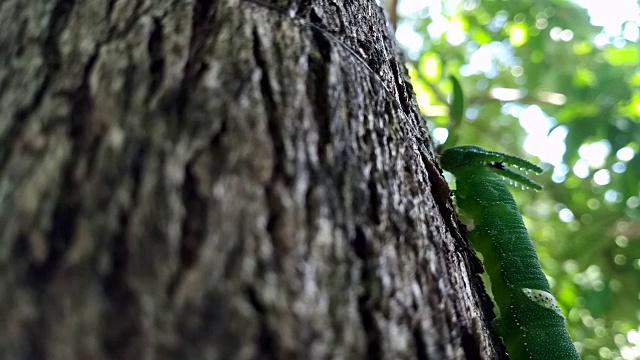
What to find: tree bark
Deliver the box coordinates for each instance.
[0,0,502,358]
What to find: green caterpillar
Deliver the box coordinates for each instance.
[440,146,579,360]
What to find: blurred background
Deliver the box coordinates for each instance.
[384,0,640,359]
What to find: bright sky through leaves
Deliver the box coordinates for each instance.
[572,0,640,39]
[396,0,639,169]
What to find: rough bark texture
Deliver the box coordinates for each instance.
[0,0,502,359]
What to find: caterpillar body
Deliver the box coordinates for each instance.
[440,146,579,360]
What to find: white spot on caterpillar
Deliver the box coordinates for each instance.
[521,288,564,317]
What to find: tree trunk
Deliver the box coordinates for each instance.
[0,0,503,358]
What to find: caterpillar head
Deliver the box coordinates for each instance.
[440,145,543,190]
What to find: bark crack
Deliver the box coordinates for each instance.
[167,139,214,298]
[352,226,383,360]
[26,45,101,286]
[306,31,333,163]
[246,287,278,360]
[146,16,166,102]
[176,0,219,118]
[102,212,141,359]
[245,19,290,359]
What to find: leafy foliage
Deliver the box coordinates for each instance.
[395,0,640,358]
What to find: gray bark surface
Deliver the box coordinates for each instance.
[0,0,502,359]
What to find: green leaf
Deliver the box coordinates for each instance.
[604,47,640,66]
[449,75,464,122]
